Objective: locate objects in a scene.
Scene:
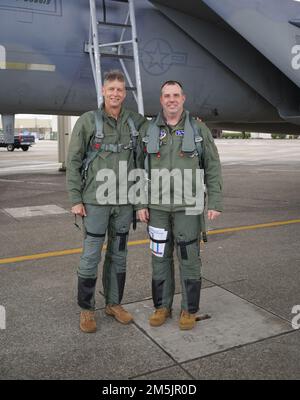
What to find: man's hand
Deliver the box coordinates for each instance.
[137,208,149,223]
[71,203,87,217]
[208,210,221,220]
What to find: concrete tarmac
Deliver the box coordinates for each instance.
[0,139,299,380]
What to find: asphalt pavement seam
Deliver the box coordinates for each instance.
[180,329,300,367]
[209,277,293,325]
[128,322,196,381]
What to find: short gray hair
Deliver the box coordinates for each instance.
[103,70,125,84]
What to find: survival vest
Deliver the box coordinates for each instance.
[142,111,204,174]
[81,109,139,187]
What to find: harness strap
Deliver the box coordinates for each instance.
[81,151,99,184]
[101,143,125,152]
[181,111,196,153]
[86,231,106,238]
[92,113,138,152]
[149,235,169,244]
[177,238,198,260]
[145,116,160,154]
[94,109,104,143]
[116,231,129,251]
[127,117,139,232]
[127,117,139,140]
[144,112,203,172]
[81,110,105,184]
[81,110,139,187]
[189,116,204,168]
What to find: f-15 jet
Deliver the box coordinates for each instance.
[0,0,299,142]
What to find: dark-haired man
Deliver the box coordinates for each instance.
[137,80,223,330]
[67,70,145,332]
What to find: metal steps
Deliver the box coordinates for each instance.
[86,0,144,114]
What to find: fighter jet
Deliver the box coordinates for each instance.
[0,0,299,143]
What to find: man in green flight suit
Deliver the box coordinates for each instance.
[137,80,223,330]
[67,70,145,333]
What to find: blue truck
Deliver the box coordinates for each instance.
[0,132,35,151]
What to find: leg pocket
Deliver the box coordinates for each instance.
[176,235,198,261]
[116,229,129,252]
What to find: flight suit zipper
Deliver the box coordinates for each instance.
[169,129,174,212]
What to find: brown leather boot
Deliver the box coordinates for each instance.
[80,310,97,333]
[149,307,171,327]
[105,304,133,324]
[179,310,198,330]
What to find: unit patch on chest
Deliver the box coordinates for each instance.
[159,129,167,140]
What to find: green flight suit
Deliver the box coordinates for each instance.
[67,106,145,310]
[138,110,223,313]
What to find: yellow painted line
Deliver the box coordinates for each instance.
[127,239,149,246]
[0,218,300,266]
[207,219,300,235]
[0,248,82,265]
[0,241,147,265]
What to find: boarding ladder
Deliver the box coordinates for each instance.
[86,0,144,114]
